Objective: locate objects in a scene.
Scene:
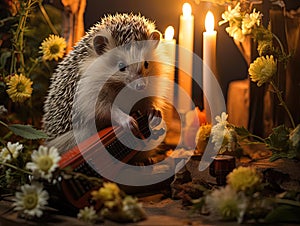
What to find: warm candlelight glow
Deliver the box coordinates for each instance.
[164,26,175,41]
[203,10,217,123]
[178,1,194,113]
[182,3,192,18]
[205,11,215,32]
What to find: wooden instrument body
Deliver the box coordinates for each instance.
[57,113,152,209]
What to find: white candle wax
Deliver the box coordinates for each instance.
[203,11,217,123]
[161,26,176,119]
[178,2,194,114]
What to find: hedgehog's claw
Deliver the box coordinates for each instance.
[128,116,140,137]
[148,108,162,129]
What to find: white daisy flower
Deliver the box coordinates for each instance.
[211,112,229,151]
[0,142,23,163]
[219,3,241,26]
[225,25,245,42]
[215,112,229,126]
[13,183,49,218]
[26,145,61,180]
[242,9,261,35]
[211,112,237,153]
[77,206,98,223]
[205,185,248,222]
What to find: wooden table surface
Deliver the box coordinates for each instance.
[0,194,238,226]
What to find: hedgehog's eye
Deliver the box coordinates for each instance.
[118,62,127,72]
[144,61,149,69]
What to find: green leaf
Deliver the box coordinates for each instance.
[265,205,300,223]
[269,152,288,162]
[8,124,48,140]
[235,126,250,137]
[265,125,290,151]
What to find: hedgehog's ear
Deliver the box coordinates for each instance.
[93,35,109,55]
[149,30,161,49]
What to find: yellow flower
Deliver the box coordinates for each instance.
[227,166,261,192]
[248,55,277,86]
[91,182,120,201]
[40,35,66,61]
[257,40,273,56]
[101,196,146,222]
[195,124,212,154]
[6,74,33,103]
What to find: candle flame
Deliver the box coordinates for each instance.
[182,3,192,17]
[164,26,175,41]
[205,11,215,32]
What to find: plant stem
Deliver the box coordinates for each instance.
[27,57,41,76]
[0,162,32,175]
[272,33,285,56]
[270,80,295,128]
[241,141,265,145]
[275,198,300,207]
[10,0,35,75]
[247,134,266,143]
[3,131,13,141]
[38,2,59,35]
[62,170,103,185]
[0,120,8,128]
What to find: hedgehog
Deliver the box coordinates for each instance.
[43,13,171,153]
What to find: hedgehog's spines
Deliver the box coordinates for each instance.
[43,13,161,142]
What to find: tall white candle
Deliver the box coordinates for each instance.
[178,2,194,114]
[161,26,176,119]
[203,11,217,123]
[164,26,176,80]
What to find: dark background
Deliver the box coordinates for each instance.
[48,0,300,121]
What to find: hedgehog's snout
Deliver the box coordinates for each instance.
[135,79,146,90]
[127,77,147,91]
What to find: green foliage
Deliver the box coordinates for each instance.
[265,205,300,223]
[234,126,251,138]
[8,124,48,140]
[0,1,62,127]
[265,125,290,151]
[252,25,273,43]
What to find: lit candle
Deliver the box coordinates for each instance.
[178,2,194,114]
[203,11,217,123]
[160,26,176,119]
[164,26,176,81]
[165,26,175,42]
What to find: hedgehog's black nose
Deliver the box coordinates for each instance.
[128,77,147,91]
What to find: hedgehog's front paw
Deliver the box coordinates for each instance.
[118,114,140,136]
[147,108,162,129]
[127,116,140,137]
[112,108,140,136]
